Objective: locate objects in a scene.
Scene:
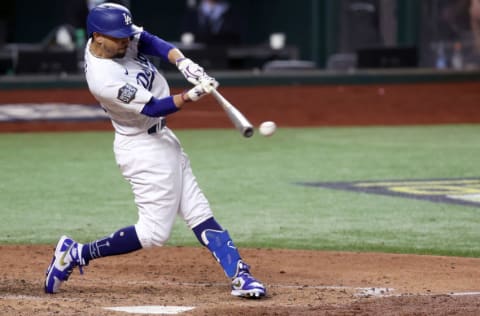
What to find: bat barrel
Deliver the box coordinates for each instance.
[212,89,254,138]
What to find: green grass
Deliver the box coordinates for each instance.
[1,125,480,257]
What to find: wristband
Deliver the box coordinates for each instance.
[181,91,191,102]
[176,57,188,67]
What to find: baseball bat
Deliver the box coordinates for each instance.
[211,89,254,138]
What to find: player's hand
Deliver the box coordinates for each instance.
[176,58,205,85]
[182,81,215,102]
[199,76,219,93]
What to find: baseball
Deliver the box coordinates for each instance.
[259,121,276,137]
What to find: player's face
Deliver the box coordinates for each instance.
[99,35,131,59]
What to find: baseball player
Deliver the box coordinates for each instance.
[44,2,266,298]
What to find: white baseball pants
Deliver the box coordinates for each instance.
[113,127,213,248]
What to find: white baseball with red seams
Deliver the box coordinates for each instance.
[259,121,276,136]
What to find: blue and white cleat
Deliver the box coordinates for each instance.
[44,235,84,294]
[231,261,266,298]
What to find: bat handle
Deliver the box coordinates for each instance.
[211,89,223,103]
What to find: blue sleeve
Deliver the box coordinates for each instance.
[141,96,179,117]
[138,31,176,62]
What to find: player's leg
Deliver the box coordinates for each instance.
[191,218,266,298]
[178,150,266,298]
[81,226,142,261]
[114,130,183,248]
[45,131,182,293]
[44,226,142,293]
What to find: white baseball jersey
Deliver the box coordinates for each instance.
[84,34,213,248]
[85,34,168,135]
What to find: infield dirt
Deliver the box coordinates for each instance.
[1,245,480,315]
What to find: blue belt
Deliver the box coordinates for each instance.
[147,118,166,134]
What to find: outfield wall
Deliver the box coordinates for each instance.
[0,70,479,132]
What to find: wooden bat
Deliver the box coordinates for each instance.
[211,89,254,138]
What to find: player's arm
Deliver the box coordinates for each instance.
[137,31,196,70]
[141,82,216,117]
[138,30,217,86]
[164,45,217,89]
[137,31,218,117]
[138,31,176,61]
[137,30,191,67]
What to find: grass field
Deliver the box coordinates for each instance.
[1,125,479,257]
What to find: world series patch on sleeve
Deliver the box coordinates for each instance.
[117,84,138,103]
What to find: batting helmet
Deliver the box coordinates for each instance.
[86,3,141,38]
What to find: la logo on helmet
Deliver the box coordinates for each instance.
[123,13,132,26]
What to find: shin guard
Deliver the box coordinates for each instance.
[201,229,241,278]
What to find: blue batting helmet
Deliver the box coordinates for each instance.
[87,3,140,38]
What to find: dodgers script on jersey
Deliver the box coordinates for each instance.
[84,33,169,135]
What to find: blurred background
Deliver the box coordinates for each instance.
[1,0,479,75]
